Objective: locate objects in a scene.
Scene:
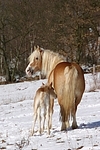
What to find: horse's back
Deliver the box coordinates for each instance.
[52,62,85,100]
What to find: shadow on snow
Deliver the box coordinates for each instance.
[79,121,100,129]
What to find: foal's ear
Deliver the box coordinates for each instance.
[34,46,37,50]
[42,82,45,86]
[49,82,52,88]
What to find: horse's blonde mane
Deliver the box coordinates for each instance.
[42,50,65,78]
[28,48,66,78]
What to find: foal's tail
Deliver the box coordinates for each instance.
[61,65,78,123]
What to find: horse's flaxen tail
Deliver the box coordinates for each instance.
[61,65,78,124]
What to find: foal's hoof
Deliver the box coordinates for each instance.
[61,124,67,131]
[31,132,34,136]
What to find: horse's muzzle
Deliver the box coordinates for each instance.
[26,67,34,76]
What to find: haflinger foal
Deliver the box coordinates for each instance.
[32,82,57,135]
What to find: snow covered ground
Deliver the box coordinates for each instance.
[0,73,100,150]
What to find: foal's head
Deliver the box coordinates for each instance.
[42,82,57,99]
[25,46,43,76]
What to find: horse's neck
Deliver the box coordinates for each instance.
[42,50,64,78]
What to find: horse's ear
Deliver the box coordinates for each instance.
[36,45,44,54]
[34,45,40,50]
[37,45,40,49]
[39,47,44,55]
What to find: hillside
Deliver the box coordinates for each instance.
[0,73,100,150]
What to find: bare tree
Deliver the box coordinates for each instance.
[0,0,34,81]
[0,0,100,82]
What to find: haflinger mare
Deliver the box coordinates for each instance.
[26,46,85,131]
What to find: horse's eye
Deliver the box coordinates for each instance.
[36,57,38,60]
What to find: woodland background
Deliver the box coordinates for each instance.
[0,0,100,82]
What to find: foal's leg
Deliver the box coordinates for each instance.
[49,98,54,129]
[32,111,38,135]
[42,105,46,132]
[47,105,50,135]
[38,107,41,134]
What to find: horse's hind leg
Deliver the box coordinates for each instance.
[72,96,82,129]
[72,113,78,129]
[61,122,66,131]
[60,106,69,131]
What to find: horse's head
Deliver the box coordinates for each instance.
[25,46,43,76]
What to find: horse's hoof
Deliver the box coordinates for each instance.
[72,125,78,129]
[61,127,66,131]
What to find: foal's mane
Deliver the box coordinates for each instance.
[42,50,65,78]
